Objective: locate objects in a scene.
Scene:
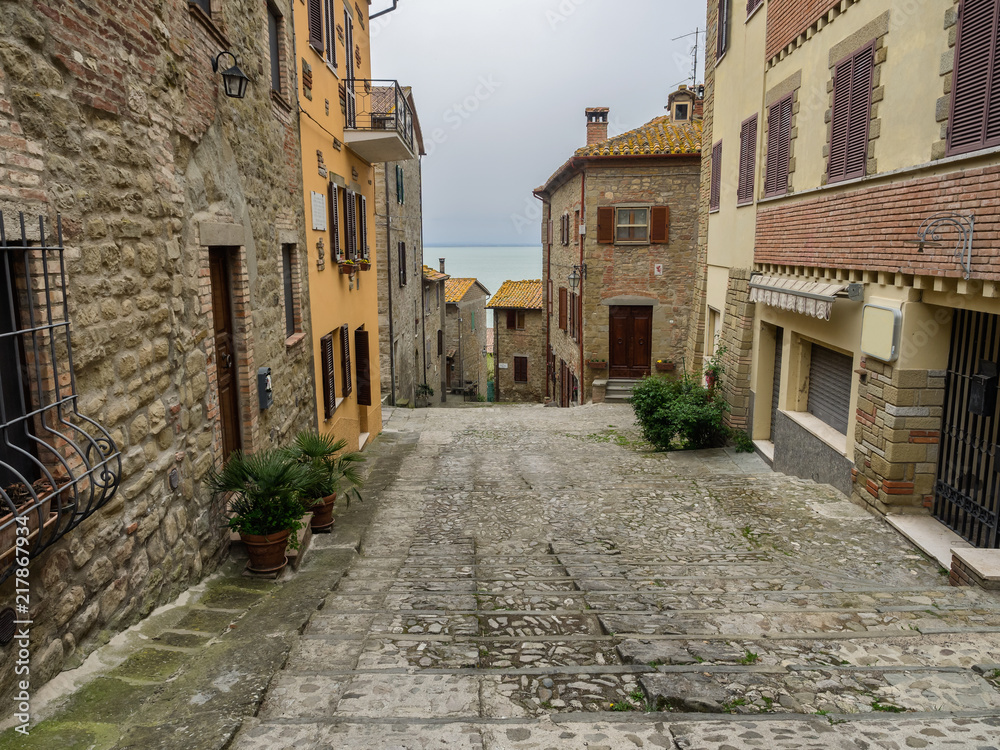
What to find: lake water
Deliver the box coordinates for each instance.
[428,246,543,327]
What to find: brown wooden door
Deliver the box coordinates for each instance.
[210,249,242,459]
[609,306,652,379]
[559,359,569,408]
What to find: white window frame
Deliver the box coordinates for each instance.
[615,205,651,245]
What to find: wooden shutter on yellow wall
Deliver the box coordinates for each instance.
[321,332,336,419]
[355,328,372,406]
[340,324,352,397]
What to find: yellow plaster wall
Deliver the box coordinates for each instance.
[295,0,382,450]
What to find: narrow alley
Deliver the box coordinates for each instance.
[230,404,998,748]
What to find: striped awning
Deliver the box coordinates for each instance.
[749,276,848,321]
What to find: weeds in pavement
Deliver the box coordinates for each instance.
[870,699,906,713]
[739,650,760,665]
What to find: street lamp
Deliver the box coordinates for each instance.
[568,263,587,291]
[906,211,976,279]
[212,51,250,99]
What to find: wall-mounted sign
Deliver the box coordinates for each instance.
[654,264,664,276]
[498,363,508,370]
[861,304,902,363]
[311,191,327,231]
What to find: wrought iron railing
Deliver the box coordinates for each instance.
[344,79,415,154]
[0,213,121,584]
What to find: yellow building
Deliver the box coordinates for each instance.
[293,0,416,449]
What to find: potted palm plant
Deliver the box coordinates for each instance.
[287,432,364,532]
[206,449,311,574]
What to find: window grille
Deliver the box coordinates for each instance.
[0,214,121,584]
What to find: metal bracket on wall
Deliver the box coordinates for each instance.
[910,211,976,280]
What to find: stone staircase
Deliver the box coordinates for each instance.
[604,378,640,403]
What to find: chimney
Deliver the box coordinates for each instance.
[439,258,446,274]
[586,107,609,146]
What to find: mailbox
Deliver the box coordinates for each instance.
[969,360,998,417]
[258,367,273,411]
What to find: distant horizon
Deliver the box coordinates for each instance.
[425,243,540,248]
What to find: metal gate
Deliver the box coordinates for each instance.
[934,309,1000,548]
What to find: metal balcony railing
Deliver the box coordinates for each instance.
[345,79,415,155]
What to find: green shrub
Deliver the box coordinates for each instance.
[731,429,755,453]
[630,373,728,451]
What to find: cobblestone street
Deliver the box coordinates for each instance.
[231,403,1000,750]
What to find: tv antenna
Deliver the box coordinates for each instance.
[672,28,704,88]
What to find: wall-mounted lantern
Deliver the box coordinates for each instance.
[568,263,587,291]
[907,211,976,279]
[212,51,250,99]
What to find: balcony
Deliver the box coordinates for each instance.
[344,80,416,163]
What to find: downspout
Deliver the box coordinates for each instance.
[370,0,399,19]
[418,158,427,391]
[579,172,585,404]
[494,314,500,402]
[535,192,551,401]
[384,165,396,406]
[458,314,463,398]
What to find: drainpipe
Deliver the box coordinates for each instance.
[535,193,551,401]
[370,0,399,19]
[579,172,586,404]
[384,164,396,406]
[458,314,463,399]
[418,158,427,392]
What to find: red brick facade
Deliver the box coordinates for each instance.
[755,165,1000,280]
[765,0,840,59]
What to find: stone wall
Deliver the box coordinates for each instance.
[853,359,945,514]
[719,268,756,432]
[545,174,583,405]
[493,309,546,403]
[0,0,313,700]
[446,288,488,396]
[422,276,447,402]
[375,158,424,406]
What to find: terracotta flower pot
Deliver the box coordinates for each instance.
[308,493,336,532]
[240,529,292,574]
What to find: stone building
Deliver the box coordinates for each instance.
[422,263,449,403]
[696,0,1000,558]
[535,93,702,406]
[443,275,490,397]
[487,280,546,403]
[296,0,413,450]
[0,0,315,700]
[374,89,427,407]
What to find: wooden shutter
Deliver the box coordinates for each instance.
[547,220,553,245]
[340,323,352,397]
[507,310,517,330]
[324,0,337,65]
[514,356,527,383]
[355,328,372,406]
[710,141,723,211]
[717,0,730,59]
[359,195,369,259]
[737,115,757,205]
[650,206,670,244]
[568,292,575,340]
[329,182,340,261]
[765,95,793,197]
[437,329,443,356]
[807,344,853,435]
[308,0,324,53]
[746,0,762,16]
[320,332,336,419]
[576,292,583,340]
[558,287,567,330]
[948,0,1000,155]
[829,43,874,183]
[547,279,553,316]
[596,207,615,244]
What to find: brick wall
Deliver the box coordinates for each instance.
[853,359,945,515]
[756,165,1000,279]
[0,0,312,700]
[766,0,841,59]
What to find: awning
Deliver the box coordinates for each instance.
[749,276,848,321]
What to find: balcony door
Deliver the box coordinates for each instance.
[209,249,242,460]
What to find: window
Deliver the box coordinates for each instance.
[281,245,299,338]
[396,165,405,204]
[948,0,1000,155]
[547,278,553,316]
[398,242,407,286]
[615,207,649,243]
[574,210,580,245]
[506,310,525,330]
[190,0,212,16]
[807,344,853,435]
[437,329,443,356]
[673,102,690,121]
[320,332,336,418]
[559,287,567,330]
[355,327,372,406]
[343,190,368,261]
[746,0,763,18]
[268,4,283,94]
[323,0,337,67]
[514,356,528,383]
[568,291,576,341]
[710,141,722,211]
[828,42,875,183]
[717,0,731,60]
[737,114,757,206]
[340,324,352,397]
[307,0,323,54]
[764,94,793,197]
[328,182,341,261]
[358,194,368,260]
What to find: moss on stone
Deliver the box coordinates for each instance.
[106,648,188,683]
[0,719,119,750]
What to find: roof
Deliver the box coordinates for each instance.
[537,115,702,195]
[486,280,543,310]
[444,277,490,303]
[576,115,702,157]
[423,265,449,282]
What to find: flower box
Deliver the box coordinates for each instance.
[587,360,607,369]
[338,262,356,275]
[359,260,371,271]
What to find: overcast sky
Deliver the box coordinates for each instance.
[371,0,705,247]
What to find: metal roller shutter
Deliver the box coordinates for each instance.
[770,328,783,440]
[808,344,853,434]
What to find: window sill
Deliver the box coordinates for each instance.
[736,200,754,208]
[285,331,306,349]
[271,89,293,112]
[781,409,849,458]
[187,2,230,48]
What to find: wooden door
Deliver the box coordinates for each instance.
[560,360,569,408]
[210,250,242,459]
[609,306,652,379]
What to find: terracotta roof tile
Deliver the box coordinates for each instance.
[576,116,702,157]
[486,280,543,310]
[423,265,449,282]
[444,277,477,303]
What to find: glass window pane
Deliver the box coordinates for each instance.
[269,10,281,94]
